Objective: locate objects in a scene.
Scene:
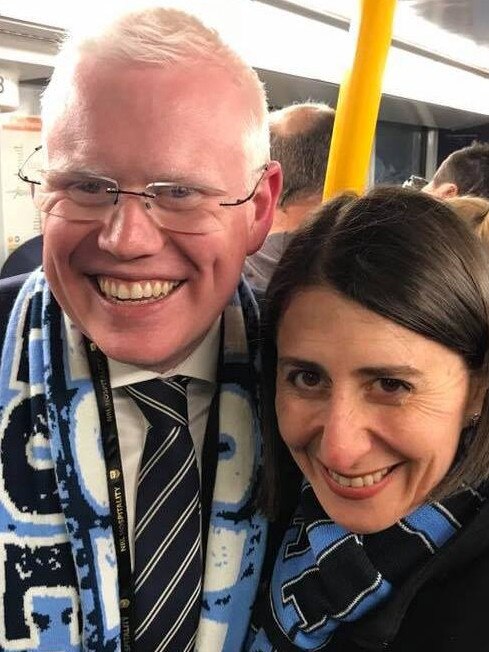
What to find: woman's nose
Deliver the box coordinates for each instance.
[318,392,374,472]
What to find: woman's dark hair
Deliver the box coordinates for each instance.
[260,186,489,519]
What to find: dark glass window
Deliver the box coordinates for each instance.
[375,122,427,185]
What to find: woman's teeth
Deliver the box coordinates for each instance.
[328,467,390,488]
[97,277,181,301]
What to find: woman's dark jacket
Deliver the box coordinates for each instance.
[331,499,489,651]
[259,496,489,651]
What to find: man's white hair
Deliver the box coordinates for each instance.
[41,6,270,172]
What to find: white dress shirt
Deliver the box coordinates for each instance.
[106,318,220,566]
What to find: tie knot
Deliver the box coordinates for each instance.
[125,375,190,428]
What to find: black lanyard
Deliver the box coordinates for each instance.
[84,335,223,651]
[85,339,135,652]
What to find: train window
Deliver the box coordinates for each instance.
[375,122,427,185]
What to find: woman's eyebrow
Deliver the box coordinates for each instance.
[356,365,423,378]
[277,357,325,373]
[277,360,423,379]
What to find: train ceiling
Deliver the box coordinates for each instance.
[407,0,487,47]
[264,0,489,72]
[0,0,487,125]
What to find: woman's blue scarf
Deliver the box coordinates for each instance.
[0,269,267,652]
[247,481,487,651]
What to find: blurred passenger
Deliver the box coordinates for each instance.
[0,234,42,278]
[244,102,335,292]
[0,5,282,651]
[424,141,489,199]
[248,187,489,652]
[446,195,489,241]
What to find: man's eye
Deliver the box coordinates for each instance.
[152,184,199,199]
[287,369,322,389]
[170,186,195,199]
[71,180,106,194]
[151,184,203,210]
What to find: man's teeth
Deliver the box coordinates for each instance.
[98,277,180,301]
[328,467,390,488]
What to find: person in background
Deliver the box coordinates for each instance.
[423,141,489,199]
[248,187,489,651]
[0,234,42,278]
[0,6,281,651]
[244,102,335,293]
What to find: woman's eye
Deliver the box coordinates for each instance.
[376,378,412,394]
[287,369,322,389]
[379,378,408,393]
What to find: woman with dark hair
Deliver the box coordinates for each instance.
[446,195,489,243]
[248,186,489,651]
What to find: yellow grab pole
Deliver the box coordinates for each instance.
[323,0,397,199]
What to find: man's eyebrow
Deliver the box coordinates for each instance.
[46,165,104,176]
[150,172,193,183]
[150,173,226,191]
[46,164,226,190]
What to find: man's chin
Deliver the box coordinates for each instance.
[102,347,180,371]
[93,336,198,373]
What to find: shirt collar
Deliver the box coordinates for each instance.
[63,312,220,389]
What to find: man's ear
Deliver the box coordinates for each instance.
[246,160,283,255]
[432,182,459,199]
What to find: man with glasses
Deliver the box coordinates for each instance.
[0,6,281,652]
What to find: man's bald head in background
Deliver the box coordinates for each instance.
[244,102,335,292]
[268,102,335,231]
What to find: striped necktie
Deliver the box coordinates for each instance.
[126,376,202,652]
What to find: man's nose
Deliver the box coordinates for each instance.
[97,195,167,259]
[318,391,374,472]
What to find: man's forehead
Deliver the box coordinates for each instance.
[52,60,252,143]
[75,56,249,104]
[45,58,258,184]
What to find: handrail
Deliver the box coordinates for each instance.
[323,0,397,197]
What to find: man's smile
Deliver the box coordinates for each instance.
[97,276,183,302]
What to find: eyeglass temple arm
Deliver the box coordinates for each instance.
[219,163,270,207]
[18,145,43,185]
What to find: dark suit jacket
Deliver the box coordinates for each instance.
[0,273,29,346]
[0,236,42,279]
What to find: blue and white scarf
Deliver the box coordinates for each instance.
[0,269,267,652]
[247,481,486,651]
